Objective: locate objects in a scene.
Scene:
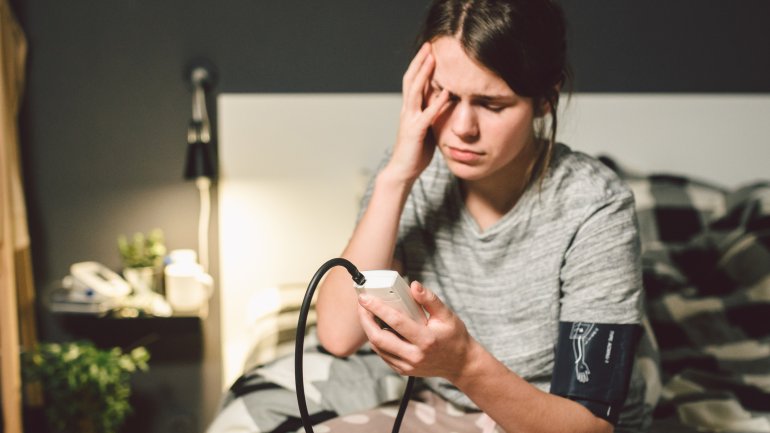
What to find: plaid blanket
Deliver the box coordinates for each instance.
[600,156,770,432]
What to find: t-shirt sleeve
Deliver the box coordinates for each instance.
[559,189,643,324]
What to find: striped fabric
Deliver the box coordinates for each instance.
[241,283,317,373]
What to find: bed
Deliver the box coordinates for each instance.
[209,94,770,432]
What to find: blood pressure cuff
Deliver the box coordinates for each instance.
[550,321,641,425]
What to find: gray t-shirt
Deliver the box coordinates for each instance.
[361,143,648,427]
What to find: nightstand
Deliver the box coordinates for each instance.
[49,312,204,433]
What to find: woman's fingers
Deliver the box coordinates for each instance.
[357,295,427,357]
[358,304,421,375]
[359,294,424,343]
[367,343,412,375]
[388,42,443,182]
[411,281,451,320]
[404,44,449,130]
[402,43,431,97]
[422,88,450,124]
[405,50,436,113]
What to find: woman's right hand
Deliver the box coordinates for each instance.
[387,42,450,183]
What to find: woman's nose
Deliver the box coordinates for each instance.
[450,103,479,141]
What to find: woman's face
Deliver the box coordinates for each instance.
[428,36,537,184]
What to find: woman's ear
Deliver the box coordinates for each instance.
[536,99,550,118]
[534,98,551,119]
[536,84,561,118]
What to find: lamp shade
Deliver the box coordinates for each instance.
[184,141,216,180]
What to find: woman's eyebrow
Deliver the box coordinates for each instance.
[474,94,515,102]
[431,79,514,101]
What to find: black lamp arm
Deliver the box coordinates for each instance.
[188,67,211,145]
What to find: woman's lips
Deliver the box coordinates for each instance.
[447,146,482,163]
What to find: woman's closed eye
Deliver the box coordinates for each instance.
[476,95,517,113]
[479,101,506,112]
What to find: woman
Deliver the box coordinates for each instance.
[315,0,655,432]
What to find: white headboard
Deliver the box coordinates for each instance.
[216,92,770,388]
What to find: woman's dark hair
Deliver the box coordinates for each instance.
[417,0,571,184]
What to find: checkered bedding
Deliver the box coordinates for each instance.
[600,155,770,432]
[208,157,770,433]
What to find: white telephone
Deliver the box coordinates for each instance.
[62,261,132,299]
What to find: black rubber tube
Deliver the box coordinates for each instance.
[295,258,415,433]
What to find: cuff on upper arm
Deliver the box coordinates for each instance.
[550,321,642,425]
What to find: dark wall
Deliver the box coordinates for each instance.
[9,0,770,431]
[561,2,770,93]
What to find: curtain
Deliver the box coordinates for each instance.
[1,1,37,432]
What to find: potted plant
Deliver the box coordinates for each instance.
[21,341,150,433]
[117,228,166,294]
